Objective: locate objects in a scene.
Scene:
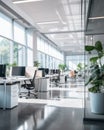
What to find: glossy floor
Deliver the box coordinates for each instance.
[0,79,104,130]
[0,103,104,130]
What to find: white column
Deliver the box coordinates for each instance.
[33,32,38,62]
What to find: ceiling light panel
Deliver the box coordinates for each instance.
[13,0,43,4]
[68,0,81,3]
[37,21,59,25]
[89,16,104,20]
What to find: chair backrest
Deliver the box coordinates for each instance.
[31,70,37,87]
[25,66,37,78]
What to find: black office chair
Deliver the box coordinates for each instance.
[50,70,61,87]
[20,70,38,99]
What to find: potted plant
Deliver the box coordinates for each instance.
[33,60,40,69]
[77,63,84,78]
[85,41,104,114]
[6,62,17,77]
[58,64,66,73]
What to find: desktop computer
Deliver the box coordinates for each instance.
[12,66,25,77]
[0,64,6,78]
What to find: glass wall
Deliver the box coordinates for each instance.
[0,11,63,68]
[84,35,104,121]
[0,11,33,66]
[37,36,64,69]
[66,55,84,70]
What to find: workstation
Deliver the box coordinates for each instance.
[0,65,50,109]
[0,64,67,109]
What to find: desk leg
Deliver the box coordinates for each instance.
[37,79,40,92]
[3,81,6,110]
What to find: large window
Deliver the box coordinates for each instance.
[14,22,25,45]
[0,37,10,64]
[0,12,12,39]
[13,44,26,66]
[27,49,33,66]
[66,55,84,70]
[0,12,33,66]
[27,30,33,48]
[37,51,62,69]
[37,36,64,68]
[0,36,27,65]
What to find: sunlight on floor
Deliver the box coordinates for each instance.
[18,98,84,108]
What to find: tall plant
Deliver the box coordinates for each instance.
[58,64,66,72]
[85,41,104,93]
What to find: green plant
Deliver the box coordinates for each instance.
[85,41,104,93]
[58,64,66,71]
[77,63,84,71]
[34,61,40,67]
[6,62,17,76]
[11,62,17,66]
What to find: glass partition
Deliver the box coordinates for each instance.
[84,35,104,121]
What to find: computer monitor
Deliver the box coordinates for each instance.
[12,66,25,76]
[50,69,53,74]
[44,68,49,75]
[52,69,56,74]
[56,69,60,74]
[38,68,45,77]
[0,64,6,78]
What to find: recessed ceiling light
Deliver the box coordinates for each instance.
[56,37,70,40]
[89,16,104,20]
[37,21,59,25]
[13,0,43,4]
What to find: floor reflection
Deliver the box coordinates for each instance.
[84,121,104,130]
[37,80,84,100]
[17,104,57,130]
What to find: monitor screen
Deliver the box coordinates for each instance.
[12,66,25,76]
[52,69,56,74]
[50,69,53,74]
[44,68,49,75]
[0,64,6,78]
[38,68,45,77]
[56,69,60,74]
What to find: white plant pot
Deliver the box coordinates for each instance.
[90,92,104,114]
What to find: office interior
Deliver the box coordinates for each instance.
[0,0,104,130]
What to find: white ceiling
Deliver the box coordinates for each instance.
[12,0,84,55]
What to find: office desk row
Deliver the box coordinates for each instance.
[0,77,50,110]
[0,77,32,110]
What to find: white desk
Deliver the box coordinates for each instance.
[35,77,50,92]
[0,77,31,110]
[60,75,66,83]
[45,74,59,78]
